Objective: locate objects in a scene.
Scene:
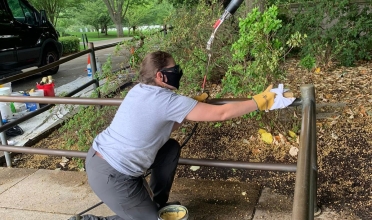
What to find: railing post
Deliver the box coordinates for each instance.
[301,84,320,216]
[310,85,320,216]
[292,84,316,220]
[88,42,97,77]
[85,33,89,45]
[88,42,100,99]
[82,34,86,50]
[0,112,11,167]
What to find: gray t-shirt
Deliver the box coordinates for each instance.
[92,83,198,177]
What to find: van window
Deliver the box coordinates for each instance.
[0,1,11,22]
[7,0,36,25]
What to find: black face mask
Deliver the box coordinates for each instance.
[159,65,183,89]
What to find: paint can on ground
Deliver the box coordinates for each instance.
[0,103,12,121]
[0,87,12,121]
[26,90,44,111]
[0,82,12,91]
[0,87,11,96]
[158,205,189,220]
[36,83,55,97]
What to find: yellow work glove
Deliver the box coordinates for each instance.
[252,85,276,111]
[193,92,209,102]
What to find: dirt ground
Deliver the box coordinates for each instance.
[11,59,372,219]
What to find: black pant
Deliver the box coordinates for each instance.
[85,139,181,220]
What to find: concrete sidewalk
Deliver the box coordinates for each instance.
[0,167,360,220]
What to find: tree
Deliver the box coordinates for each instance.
[102,0,127,37]
[29,0,81,27]
[124,1,150,35]
[77,0,111,36]
[124,0,174,35]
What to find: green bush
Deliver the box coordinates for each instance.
[115,2,304,97]
[59,36,80,55]
[226,6,305,95]
[276,0,372,67]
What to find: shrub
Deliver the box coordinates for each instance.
[226,5,306,95]
[59,36,80,55]
[116,2,305,97]
[276,0,372,67]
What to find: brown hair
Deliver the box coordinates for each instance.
[139,51,174,85]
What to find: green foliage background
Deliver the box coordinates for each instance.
[59,36,80,55]
[276,0,372,67]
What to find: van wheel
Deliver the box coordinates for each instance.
[41,47,59,75]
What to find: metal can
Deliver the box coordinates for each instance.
[158,204,189,220]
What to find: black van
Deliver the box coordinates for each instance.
[0,0,62,78]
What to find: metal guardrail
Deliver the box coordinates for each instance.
[0,38,319,218]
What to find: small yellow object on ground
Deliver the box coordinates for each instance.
[258,128,267,134]
[288,130,297,138]
[261,132,273,144]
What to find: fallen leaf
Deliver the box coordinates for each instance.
[325,94,333,99]
[190,166,200,171]
[278,133,286,144]
[261,132,273,144]
[289,146,299,157]
[293,111,298,118]
[252,148,261,154]
[258,129,267,134]
[315,67,321,73]
[359,106,367,117]
[358,67,367,74]
[273,138,279,146]
[61,157,69,163]
[288,130,297,138]
[331,132,338,140]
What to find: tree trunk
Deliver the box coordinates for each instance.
[102,0,125,37]
[114,24,123,37]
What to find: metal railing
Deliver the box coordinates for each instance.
[0,84,318,219]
